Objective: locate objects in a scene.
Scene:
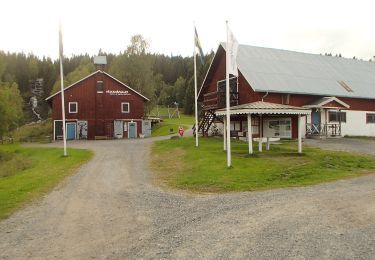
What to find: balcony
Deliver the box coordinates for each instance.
[203,91,239,110]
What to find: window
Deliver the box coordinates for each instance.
[230,121,241,131]
[96,81,103,93]
[328,111,346,122]
[367,113,375,124]
[282,94,290,105]
[69,102,78,113]
[121,102,130,113]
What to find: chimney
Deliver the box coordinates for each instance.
[93,56,107,71]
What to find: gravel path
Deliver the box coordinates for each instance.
[1,137,374,259]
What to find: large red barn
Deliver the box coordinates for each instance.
[46,69,150,140]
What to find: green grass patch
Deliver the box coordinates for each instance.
[151,114,195,137]
[150,137,375,192]
[12,119,52,143]
[0,144,93,219]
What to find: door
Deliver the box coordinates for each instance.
[114,120,124,138]
[77,121,88,139]
[66,123,76,140]
[128,122,137,138]
[311,110,321,134]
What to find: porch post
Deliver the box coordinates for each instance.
[223,116,227,151]
[259,115,263,152]
[247,114,253,154]
[298,114,302,153]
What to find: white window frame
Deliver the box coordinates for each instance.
[96,80,104,93]
[121,102,130,113]
[69,102,78,113]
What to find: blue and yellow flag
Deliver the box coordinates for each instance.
[195,27,204,65]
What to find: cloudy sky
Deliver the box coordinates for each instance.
[1,0,374,60]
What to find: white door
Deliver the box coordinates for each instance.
[114,120,124,138]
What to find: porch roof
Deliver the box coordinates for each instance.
[215,101,311,116]
[303,96,350,109]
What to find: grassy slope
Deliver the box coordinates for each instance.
[151,137,375,192]
[0,144,93,219]
[151,114,195,137]
[12,119,52,143]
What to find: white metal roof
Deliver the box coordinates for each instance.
[215,101,311,116]
[93,56,107,65]
[221,43,375,99]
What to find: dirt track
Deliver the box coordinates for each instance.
[0,138,374,259]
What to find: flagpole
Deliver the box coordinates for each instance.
[59,23,67,156]
[194,25,199,147]
[225,21,231,167]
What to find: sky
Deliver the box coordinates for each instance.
[0,0,374,60]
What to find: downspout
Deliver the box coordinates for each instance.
[261,92,269,102]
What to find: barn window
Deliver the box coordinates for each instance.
[367,113,375,124]
[328,111,346,123]
[96,81,104,93]
[121,102,130,113]
[69,102,78,113]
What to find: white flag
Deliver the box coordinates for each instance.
[227,27,238,76]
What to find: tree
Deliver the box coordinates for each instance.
[50,57,95,94]
[0,82,23,138]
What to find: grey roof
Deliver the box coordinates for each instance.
[215,101,311,115]
[221,43,375,99]
[93,56,107,65]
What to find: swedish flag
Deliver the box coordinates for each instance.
[195,27,204,65]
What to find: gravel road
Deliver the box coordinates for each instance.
[0,137,374,259]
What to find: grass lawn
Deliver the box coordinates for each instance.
[0,144,93,219]
[151,114,195,137]
[151,137,375,192]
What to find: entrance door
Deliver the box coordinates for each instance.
[114,120,124,138]
[128,122,137,138]
[66,123,76,140]
[311,110,321,134]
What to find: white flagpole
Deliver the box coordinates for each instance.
[59,23,67,156]
[225,21,231,167]
[194,25,199,147]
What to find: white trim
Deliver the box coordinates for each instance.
[303,96,350,109]
[127,122,137,138]
[45,71,99,100]
[121,102,130,113]
[216,108,311,116]
[198,45,221,99]
[69,102,78,113]
[45,70,150,101]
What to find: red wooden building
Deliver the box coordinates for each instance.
[198,43,375,139]
[46,69,150,140]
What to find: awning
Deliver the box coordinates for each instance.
[215,101,311,116]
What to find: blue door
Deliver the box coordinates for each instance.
[312,110,321,125]
[66,123,76,140]
[128,122,136,138]
[311,110,321,134]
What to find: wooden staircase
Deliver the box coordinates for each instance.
[193,110,218,137]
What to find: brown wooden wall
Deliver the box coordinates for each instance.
[50,71,147,139]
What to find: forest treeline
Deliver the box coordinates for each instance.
[0,35,214,138]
